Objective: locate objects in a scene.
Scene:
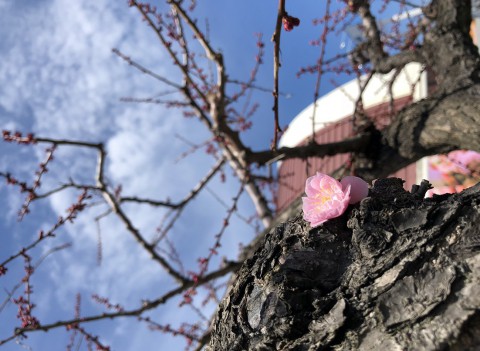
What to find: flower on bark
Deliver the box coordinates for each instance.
[341,176,369,204]
[302,172,368,227]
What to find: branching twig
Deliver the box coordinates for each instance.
[310,0,332,142]
[112,48,182,89]
[0,260,241,345]
[121,157,225,209]
[95,152,188,283]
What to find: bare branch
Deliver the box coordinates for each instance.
[311,0,332,141]
[121,157,225,209]
[0,191,90,268]
[246,133,371,166]
[1,260,241,344]
[205,186,256,228]
[168,0,219,63]
[352,70,374,132]
[0,243,72,315]
[35,182,102,199]
[132,2,211,113]
[112,48,183,89]
[153,207,185,245]
[271,0,286,150]
[94,148,188,283]
[170,5,190,74]
[350,0,423,73]
[35,137,103,149]
[193,331,211,351]
[228,79,289,97]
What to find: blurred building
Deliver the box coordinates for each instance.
[276,7,480,213]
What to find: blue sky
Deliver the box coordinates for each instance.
[0,1,419,350]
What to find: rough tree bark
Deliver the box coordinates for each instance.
[208,179,480,350]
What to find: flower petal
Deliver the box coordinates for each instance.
[302,172,351,227]
[340,176,368,204]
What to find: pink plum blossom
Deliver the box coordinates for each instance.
[341,176,369,204]
[431,150,480,175]
[448,150,480,174]
[302,172,351,227]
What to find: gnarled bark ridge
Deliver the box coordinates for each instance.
[208,179,480,350]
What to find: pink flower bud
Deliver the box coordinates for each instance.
[340,176,369,204]
[302,172,351,227]
[282,14,301,32]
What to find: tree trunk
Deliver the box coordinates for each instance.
[208,178,480,350]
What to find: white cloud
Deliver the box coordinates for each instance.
[0,1,263,350]
[0,0,172,139]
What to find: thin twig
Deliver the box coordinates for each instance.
[271,0,286,150]
[112,48,183,89]
[310,0,332,142]
[121,157,225,209]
